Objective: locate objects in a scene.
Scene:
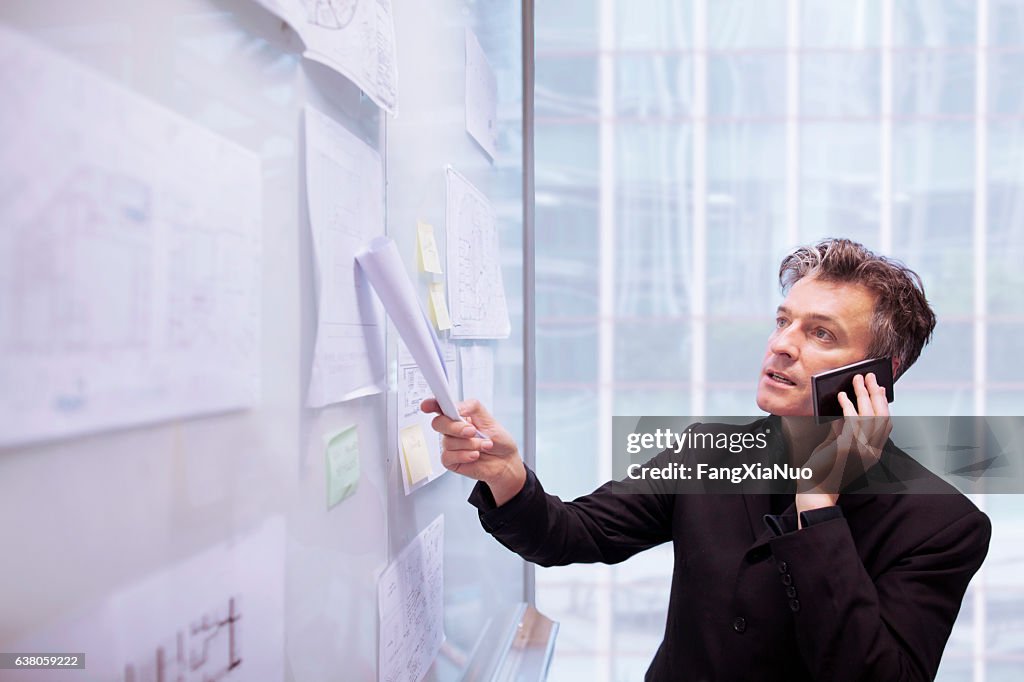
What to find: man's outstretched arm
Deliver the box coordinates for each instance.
[422,398,675,566]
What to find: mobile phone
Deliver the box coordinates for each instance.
[812,356,894,418]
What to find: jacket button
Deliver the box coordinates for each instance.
[786,586,797,599]
[789,599,801,612]
[777,560,788,573]
[733,616,747,633]
[781,573,793,586]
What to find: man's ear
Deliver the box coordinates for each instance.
[891,357,901,380]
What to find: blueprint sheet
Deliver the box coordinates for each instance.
[444,168,510,339]
[254,0,399,114]
[304,105,387,407]
[0,27,262,446]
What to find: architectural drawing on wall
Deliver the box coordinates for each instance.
[304,105,387,407]
[378,515,445,682]
[445,168,511,339]
[123,596,242,682]
[307,0,358,29]
[0,27,262,447]
[6,517,285,682]
[396,340,457,495]
[464,28,498,160]
[252,0,398,114]
[458,343,494,412]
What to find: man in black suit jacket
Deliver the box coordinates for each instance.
[423,238,991,681]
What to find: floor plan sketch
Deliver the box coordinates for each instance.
[378,516,444,682]
[5,518,284,682]
[0,27,262,447]
[123,596,243,682]
[253,0,398,114]
[306,0,358,29]
[444,168,511,339]
[396,340,457,494]
[304,105,387,407]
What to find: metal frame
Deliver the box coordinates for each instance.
[522,0,537,606]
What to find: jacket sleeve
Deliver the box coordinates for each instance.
[467,464,675,567]
[767,508,991,681]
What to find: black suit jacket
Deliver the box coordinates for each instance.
[468,418,991,681]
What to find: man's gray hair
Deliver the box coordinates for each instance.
[779,238,937,380]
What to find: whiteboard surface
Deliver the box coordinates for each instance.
[0,1,526,680]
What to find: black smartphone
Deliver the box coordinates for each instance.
[812,357,894,418]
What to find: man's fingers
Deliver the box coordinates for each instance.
[865,373,890,416]
[860,373,891,446]
[852,374,874,415]
[442,435,494,452]
[458,398,493,422]
[441,448,479,469]
[838,390,857,417]
[422,398,481,433]
[431,413,477,437]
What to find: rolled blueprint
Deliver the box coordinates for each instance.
[355,236,476,432]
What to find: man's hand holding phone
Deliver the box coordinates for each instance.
[421,398,527,506]
[797,372,893,523]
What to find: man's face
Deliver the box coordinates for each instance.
[755,275,876,416]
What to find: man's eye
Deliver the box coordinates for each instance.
[814,328,834,341]
[775,318,787,328]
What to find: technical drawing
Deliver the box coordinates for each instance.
[122,596,243,682]
[0,27,262,446]
[444,169,511,339]
[305,0,358,29]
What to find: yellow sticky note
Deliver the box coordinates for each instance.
[428,282,451,331]
[417,221,443,274]
[400,423,433,485]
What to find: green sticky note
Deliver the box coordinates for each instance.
[325,425,360,508]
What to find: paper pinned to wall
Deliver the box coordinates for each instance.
[399,423,433,486]
[417,221,443,274]
[7,516,285,681]
[0,27,262,447]
[459,344,495,413]
[252,0,399,114]
[464,29,497,160]
[325,424,360,507]
[428,282,452,331]
[396,339,456,495]
[445,168,510,339]
[378,515,445,682]
[304,105,387,407]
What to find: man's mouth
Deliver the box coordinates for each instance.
[766,371,797,386]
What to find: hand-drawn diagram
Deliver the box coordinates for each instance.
[395,340,457,494]
[378,516,444,682]
[254,0,399,114]
[401,365,432,419]
[306,0,358,29]
[6,518,284,682]
[304,105,387,407]
[445,169,511,339]
[464,29,498,159]
[123,596,243,682]
[5,166,152,356]
[0,27,262,447]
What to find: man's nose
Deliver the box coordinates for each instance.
[769,325,800,360]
